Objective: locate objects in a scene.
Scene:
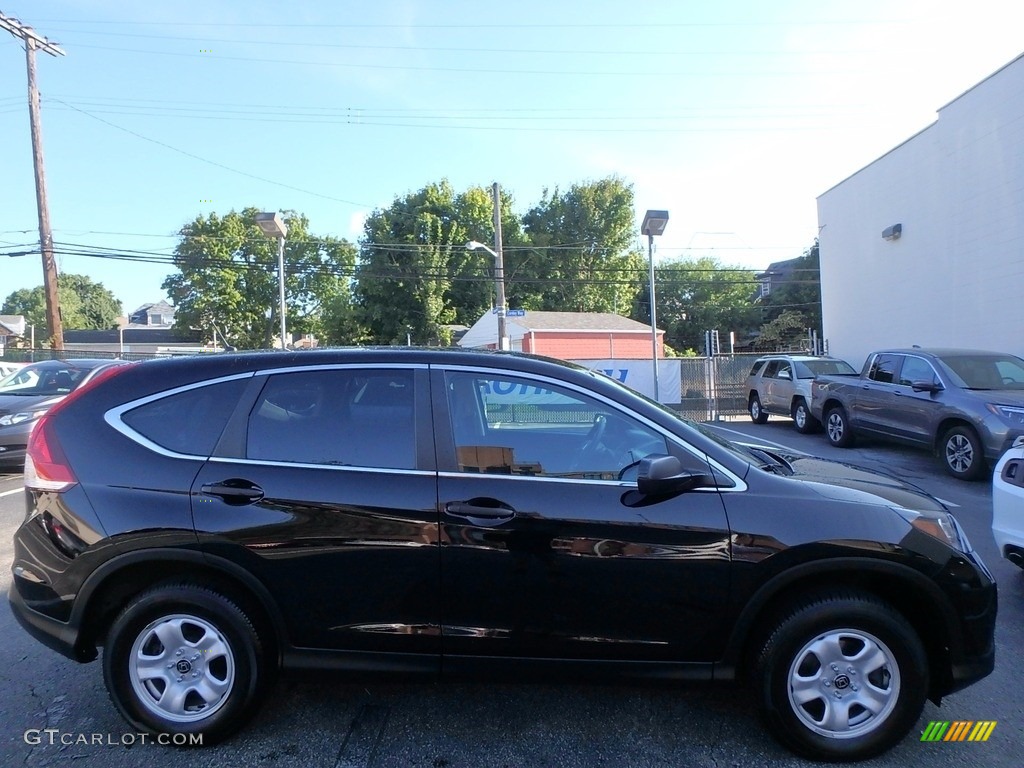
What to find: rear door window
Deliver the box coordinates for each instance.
[246,368,417,470]
[761,360,781,379]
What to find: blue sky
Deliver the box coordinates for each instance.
[2,0,1022,314]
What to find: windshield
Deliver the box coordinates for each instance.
[0,363,89,396]
[796,359,858,378]
[936,353,1024,390]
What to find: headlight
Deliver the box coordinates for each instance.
[986,403,1024,425]
[0,409,48,427]
[890,506,964,550]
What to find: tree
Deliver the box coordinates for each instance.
[163,208,356,349]
[635,256,760,354]
[758,241,822,335]
[515,177,644,314]
[353,181,524,345]
[754,309,811,351]
[2,273,122,339]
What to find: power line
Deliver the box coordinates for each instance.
[52,100,374,207]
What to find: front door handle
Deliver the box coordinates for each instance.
[200,479,265,505]
[445,500,516,525]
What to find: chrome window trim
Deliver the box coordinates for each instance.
[208,456,434,476]
[434,363,747,492]
[436,470,722,491]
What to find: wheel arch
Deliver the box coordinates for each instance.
[72,550,287,667]
[719,558,960,700]
[932,417,977,453]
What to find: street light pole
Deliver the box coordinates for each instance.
[275,234,286,350]
[255,212,289,350]
[491,182,507,351]
[641,210,669,402]
[466,237,508,351]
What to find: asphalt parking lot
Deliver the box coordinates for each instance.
[1,418,1022,767]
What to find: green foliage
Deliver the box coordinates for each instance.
[758,241,821,334]
[755,309,811,351]
[353,181,524,345]
[514,177,642,314]
[2,273,122,339]
[163,208,356,349]
[636,256,760,353]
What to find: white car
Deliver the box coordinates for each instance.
[992,435,1024,568]
[0,361,27,379]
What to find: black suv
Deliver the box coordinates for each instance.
[10,349,995,761]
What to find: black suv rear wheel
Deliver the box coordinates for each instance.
[754,590,927,762]
[103,583,268,744]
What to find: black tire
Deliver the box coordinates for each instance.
[103,583,269,744]
[749,394,769,424]
[824,406,854,448]
[940,425,986,481]
[792,399,820,434]
[754,590,928,762]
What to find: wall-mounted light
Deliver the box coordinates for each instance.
[882,223,902,241]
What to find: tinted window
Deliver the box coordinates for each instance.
[868,354,899,384]
[247,369,416,469]
[749,361,766,376]
[898,356,938,387]
[796,359,858,378]
[123,378,249,455]
[446,371,668,481]
[761,361,781,379]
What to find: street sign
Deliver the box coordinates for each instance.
[492,308,526,316]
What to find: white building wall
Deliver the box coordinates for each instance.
[816,53,1024,370]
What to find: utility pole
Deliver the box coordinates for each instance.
[1,13,65,349]
[491,182,507,351]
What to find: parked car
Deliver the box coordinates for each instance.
[10,349,995,761]
[0,360,27,379]
[0,359,130,469]
[811,348,1024,480]
[746,355,857,432]
[992,435,1024,569]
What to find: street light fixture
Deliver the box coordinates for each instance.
[466,239,507,350]
[641,209,669,401]
[255,212,289,350]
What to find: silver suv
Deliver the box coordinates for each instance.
[746,355,857,432]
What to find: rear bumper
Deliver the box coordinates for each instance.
[8,583,94,662]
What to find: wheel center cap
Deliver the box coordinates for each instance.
[833,674,851,690]
[176,659,193,674]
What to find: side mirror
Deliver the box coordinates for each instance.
[911,380,943,393]
[637,454,715,497]
[778,369,791,380]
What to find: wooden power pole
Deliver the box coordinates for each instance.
[1,13,65,349]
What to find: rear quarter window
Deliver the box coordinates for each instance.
[121,378,249,456]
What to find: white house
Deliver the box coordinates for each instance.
[816,52,1024,369]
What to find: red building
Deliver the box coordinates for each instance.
[458,311,664,361]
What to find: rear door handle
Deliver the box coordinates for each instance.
[445,500,516,525]
[201,479,265,505]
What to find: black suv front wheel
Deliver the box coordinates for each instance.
[754,590,928,762]
[103,583,269,744]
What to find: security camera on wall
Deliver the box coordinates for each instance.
[882,223,902,241]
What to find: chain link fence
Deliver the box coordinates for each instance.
[676,353,762,421]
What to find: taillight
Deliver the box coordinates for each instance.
[25,415,77,492]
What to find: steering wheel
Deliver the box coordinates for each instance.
[570,414,608,472]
